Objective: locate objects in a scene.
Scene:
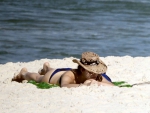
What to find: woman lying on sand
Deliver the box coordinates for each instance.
[12,52,114,88]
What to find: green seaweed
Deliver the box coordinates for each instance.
[28,80,59,89]
[119,84,132,87]
[112,81,132,87]
[28,80,132,89]
[112,81,126,86]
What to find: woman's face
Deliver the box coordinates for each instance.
[83,70,98,79]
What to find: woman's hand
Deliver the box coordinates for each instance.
[83,79,101,86]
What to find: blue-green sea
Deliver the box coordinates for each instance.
[0,0,150,64]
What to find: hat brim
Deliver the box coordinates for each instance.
[73,59,107,74]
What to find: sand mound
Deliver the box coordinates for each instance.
[1,56,150,113]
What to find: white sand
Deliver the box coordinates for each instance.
[1,56,150,113]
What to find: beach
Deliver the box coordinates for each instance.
[1,56,150,113]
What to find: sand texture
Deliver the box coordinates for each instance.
[1,56,150,113]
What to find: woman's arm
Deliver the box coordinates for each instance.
[60,72,96,88]
[83,79,115,86]
[60,71,81,88]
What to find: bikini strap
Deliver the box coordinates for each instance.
[101,73,112,82]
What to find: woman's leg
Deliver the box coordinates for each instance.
[38,62,53,75]
[12,62,54,83]
[12,68,44,83]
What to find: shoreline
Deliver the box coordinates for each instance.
[1,56,150,113]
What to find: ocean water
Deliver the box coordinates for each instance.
[0,0,150,64]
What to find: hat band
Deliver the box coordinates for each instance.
[81,60,99,66]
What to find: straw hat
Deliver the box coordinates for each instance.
[73,52,107,74]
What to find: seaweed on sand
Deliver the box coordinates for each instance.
[28,80,59,89]
[112,81,132,87]
[28,80,132,89]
